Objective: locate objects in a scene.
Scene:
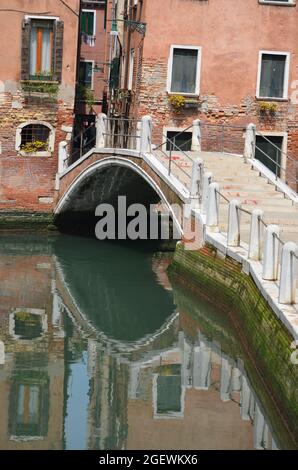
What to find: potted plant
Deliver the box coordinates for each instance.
[258,101,278,117]
[20,140,49,154]
[169,94,186,112]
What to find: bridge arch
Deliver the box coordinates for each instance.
[55,156,184,236]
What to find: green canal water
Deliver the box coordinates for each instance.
[0,233,296,450]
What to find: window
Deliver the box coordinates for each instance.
[255,135,283,176]
[16,122,55,155]
[166,131,192,151]
[21,17,64,82]
[257,52,290,99]
[29,20,54,78]
[128,49,135,90]
[81,10,96,36]
[79,61,93,88]
[21,124,50,152]
[168,46,201,95]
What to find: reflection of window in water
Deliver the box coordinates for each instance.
[9,309,47,341]
[14,312,43,340]
[9,371,49,439]
[155,364,182,416]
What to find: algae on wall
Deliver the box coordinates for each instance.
[169,242,298,448]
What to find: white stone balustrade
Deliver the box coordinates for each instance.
[58,141,68,174]
[140,115,153,154]
[248,209,264,261]
[190,158,204,201]
[206,182,220,229]
[244,123,256,161]
[279,242,298,305]
[0,340,4,365]
[96,113,107,148]
[192,119,201,152]
[201,172,213,215]
[227,199,241,247]
[262,225,280,281]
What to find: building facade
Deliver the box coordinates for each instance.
[113,0,298,188]
[0,0,80,212]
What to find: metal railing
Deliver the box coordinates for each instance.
[200,122,246,155]
[103,117,141,150]
[67,123,97,165]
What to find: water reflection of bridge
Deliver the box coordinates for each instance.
[0,236,284,450]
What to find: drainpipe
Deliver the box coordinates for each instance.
[74,0,83,114]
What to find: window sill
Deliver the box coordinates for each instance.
[18,151,52,157]
[256,96,289,102]
[259,1,296,6]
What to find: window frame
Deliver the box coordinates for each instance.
[259,1,296,6]
[256,50,290,100]
[167,45,202,97]
[9,308,48,341]
[79,59,94,89]
[128,48,135,91]
[255,131,288,180]
[81,9,96,37]
[15,121,55,157]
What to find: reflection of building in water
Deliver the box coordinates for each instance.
[0,250,65,450]
[125,332,279,450]
[83,327,279,450]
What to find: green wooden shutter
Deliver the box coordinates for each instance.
[53,20,64,82]
[21,19,31,80]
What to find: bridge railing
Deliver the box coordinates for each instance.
[193,161,298,306]
[103,116,141,150]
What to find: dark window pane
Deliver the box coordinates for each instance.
[171,48,198,94]
[79,61,93,88]
[157,375,181,414]
[166,131,192,151]
[259,54,286,98]
[21,124,50,147]
[255,135,283,176]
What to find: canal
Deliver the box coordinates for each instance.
[0,233,296,450]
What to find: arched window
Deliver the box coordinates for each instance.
[16,121,55,155]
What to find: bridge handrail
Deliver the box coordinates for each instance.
[254,143,298,186]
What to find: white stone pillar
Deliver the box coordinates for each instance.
[0,340,5,365]
[193,335,212,390]
[231,367,242,392]
[206,182,220,229]
[220,356,232,402]
[244,123,256,162]
[240,375,251,421]
[190,158,204,201]
[249,209,264,261]
[227,199,241,247]
[262,225,280,281]
[279,242,297,304]
[179,331,192,388]
[96,113,107,148]
[253,403,266,450]
[201,172,213,215]
[140,115,153,154]
[58,141,68,174]
[191,119,201,152]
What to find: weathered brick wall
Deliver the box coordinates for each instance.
[169,242,298,447]
[134,58,298,190]
[0,91,74,212]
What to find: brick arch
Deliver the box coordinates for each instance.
[55,155,184,235]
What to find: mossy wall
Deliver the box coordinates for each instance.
[0,212,55,230]
[169,242,298,446]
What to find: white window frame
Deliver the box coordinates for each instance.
[81,9,96,36]
[15,121,55,157]
[259,1,296,6]
[256,50,290,100]
[255,130,288,179]
[167,45,202,97]
[128,49,135,91]
[80,59,94,89]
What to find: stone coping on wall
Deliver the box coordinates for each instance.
[192,209,298,341]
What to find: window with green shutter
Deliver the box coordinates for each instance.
[81,11,95,36]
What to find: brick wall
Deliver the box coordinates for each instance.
[0,91,74,212]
